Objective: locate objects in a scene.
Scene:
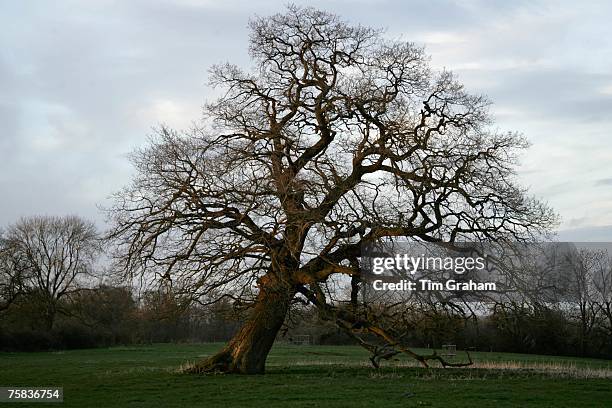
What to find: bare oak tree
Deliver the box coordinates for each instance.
[107,6,556,374]
[0,216,100,329]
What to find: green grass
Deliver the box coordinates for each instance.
[1,343,611,407]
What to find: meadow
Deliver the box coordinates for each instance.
[1,343,611,407]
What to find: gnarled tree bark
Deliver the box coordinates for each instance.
[189,275,295,374]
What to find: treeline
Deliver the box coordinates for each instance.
[285,300,612,359]
[2,215,612,359]
[3,284,612,359]
[0,285,241,351]
[391,301,612,358]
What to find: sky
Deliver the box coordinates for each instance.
[1,0,611,240]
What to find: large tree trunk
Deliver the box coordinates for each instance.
[190,275,295,374]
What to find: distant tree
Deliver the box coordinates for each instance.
[0,230,28,312]
[0,216,100,329]
[108,6,556,373]
[139,286,190,343]
[565,248,602,355]
[593,252,612,340]
[74,284,138,344]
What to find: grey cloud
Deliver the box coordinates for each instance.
[557,225,612,242]
[479,69,612,124]
[595,178,612,186]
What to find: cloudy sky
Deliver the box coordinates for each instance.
[1,0,611,240]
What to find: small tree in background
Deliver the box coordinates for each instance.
[0,215,100,329]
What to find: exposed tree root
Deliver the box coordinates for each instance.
[184,348,235,374]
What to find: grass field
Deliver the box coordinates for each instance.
[1,343,611,407]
